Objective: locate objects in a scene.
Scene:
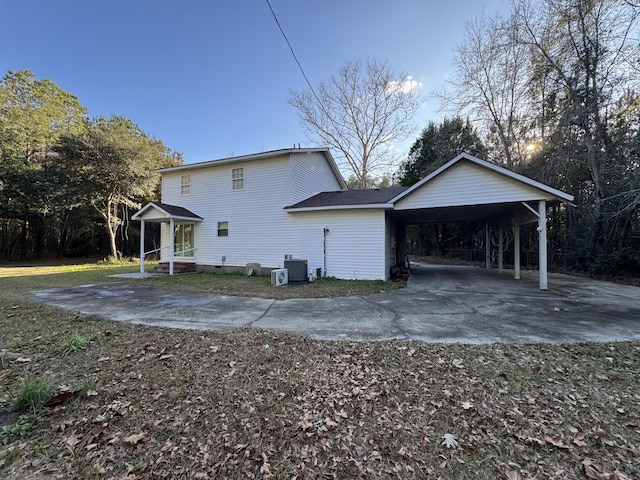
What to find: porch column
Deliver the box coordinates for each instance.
[538,200,548,290]
[485,221,491,269]
[514,221,521,280]
[169,218,175,276]
[140,220,145,274]
[498,226,503,273]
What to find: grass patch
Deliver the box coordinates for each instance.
[0,261,150,301]
[11,377,52,414]
[5,336,22,351]
[81,378,100,394]
[141,271,406,299]
[61,332,88,356]
[0,261,404,300]
[0,446,21,467]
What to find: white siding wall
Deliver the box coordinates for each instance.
[159,152,356,274]
[396,162,556,210]
[162,155,294,268]
[289,151,343,204]
[289,209,387,280]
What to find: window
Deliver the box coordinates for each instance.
[232,167,243,190]
[181,174,191,195]
[174,223,194,256]
[217,221,229,237]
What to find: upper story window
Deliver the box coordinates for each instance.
[181,174,191,195]
[232,167,244,190]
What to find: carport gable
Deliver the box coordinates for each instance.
[390,152,573,213]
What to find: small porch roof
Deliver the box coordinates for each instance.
[132,202,203,223]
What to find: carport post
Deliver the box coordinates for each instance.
[498,227,503,273]
[140,220,145,274]
[169,218,175,276]
[485,222,491,269]
[538,200,548,290]
[514,222,520,280]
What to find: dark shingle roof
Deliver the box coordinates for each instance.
[286,187,409,209]
[154,202,202,219]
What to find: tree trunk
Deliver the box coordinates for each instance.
[95,199,120,260]
[57,211,70,257]
[107,201,119,259]
[19,216,28,261]
[34,214,44,259]
[583,126,607,253]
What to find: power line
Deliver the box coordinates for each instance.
[264,0,324,108]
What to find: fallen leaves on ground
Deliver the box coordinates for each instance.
[1,298,639,479]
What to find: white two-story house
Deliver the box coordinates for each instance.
[133,147,573,288]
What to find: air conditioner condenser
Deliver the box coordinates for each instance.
[271,268,288,286]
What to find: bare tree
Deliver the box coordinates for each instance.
[289,59,422,188]
[438,14,533,168]
[512,0,640,251]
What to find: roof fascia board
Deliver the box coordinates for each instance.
[157,148,332,174]
[285,203,393,213]
[318,149,347,190]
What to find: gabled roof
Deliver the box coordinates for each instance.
[286,186,408,211]
[156,147,348,190]
[131,202,203,222]
[389,152,574,204]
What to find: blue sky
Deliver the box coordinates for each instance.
[1,0,507,164]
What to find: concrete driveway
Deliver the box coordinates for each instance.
[31,263,640,344]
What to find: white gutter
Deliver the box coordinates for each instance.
[285,203,394,213]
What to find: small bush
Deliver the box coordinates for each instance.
[11,377,53,414]
[100,255,136,265]
[562,246,640,276]
[61,332,88,356]
[0,418,32,445]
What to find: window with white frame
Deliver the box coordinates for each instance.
[232,167,244,190]
[180,174,191,195]
[217,221,229,237]
[174,223,194,256]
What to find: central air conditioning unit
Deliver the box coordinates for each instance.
[271,268,288,286]
[284,259,308,282]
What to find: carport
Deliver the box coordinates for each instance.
[388,153,575,290]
